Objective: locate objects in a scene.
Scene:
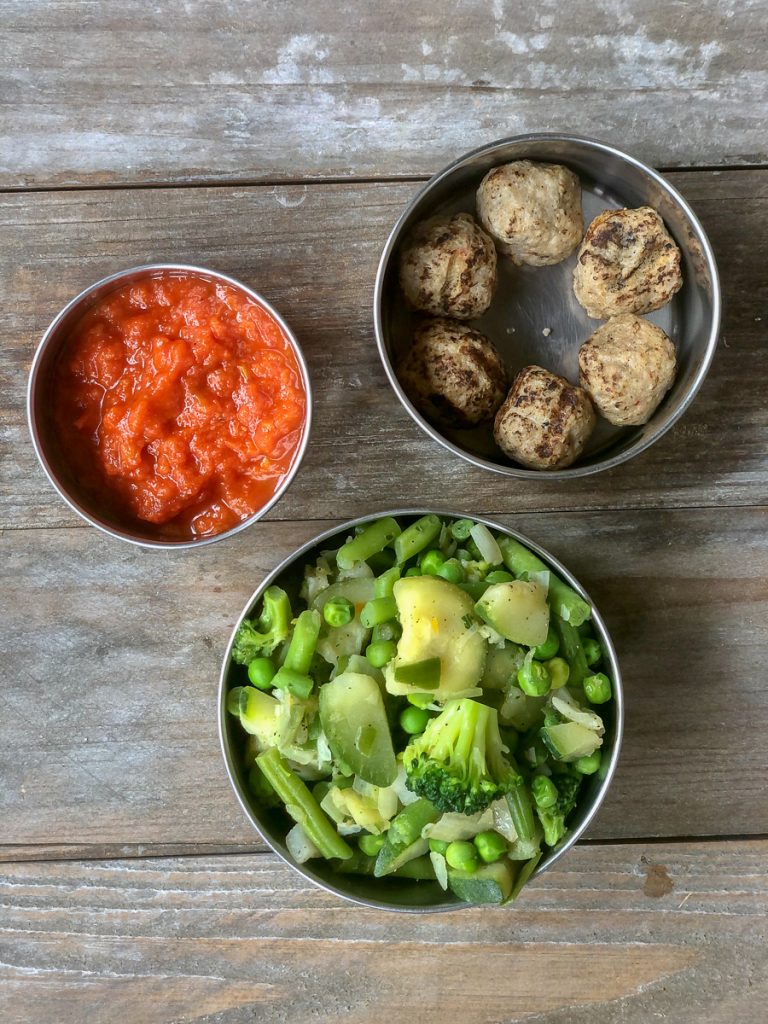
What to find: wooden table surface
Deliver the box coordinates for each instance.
[2,2,767,1022]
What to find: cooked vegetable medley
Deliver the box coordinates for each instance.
[227,515,613,906]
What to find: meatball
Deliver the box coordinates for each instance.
[397,318,508,428]
[476,160,583,266]
[578,314,677,426]
[573,206,683,319]
[493,366,596,470]
[398,212,497,319]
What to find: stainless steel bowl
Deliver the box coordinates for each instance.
[374,134,721,479]
[27,264,312,549]
[219,509,624,912]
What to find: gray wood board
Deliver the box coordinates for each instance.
[1,842,766,1024]
[2,0,767,188]
[2,506,766,848]
[2,171,767,529]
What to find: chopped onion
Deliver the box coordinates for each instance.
[337,823,363,836]
[491,799,518,842]
[391,763,420,806]
[424,807,495,842]
[550,689,605,735]
[286,823,320,863]
[430,851,448,890]
[528,569,550,594]
[469,523,504,566]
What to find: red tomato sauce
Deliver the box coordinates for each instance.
[50,273,307,539]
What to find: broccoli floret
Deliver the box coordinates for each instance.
[535,773,582,847]
[403,698,520,815]
[231,586,292,664]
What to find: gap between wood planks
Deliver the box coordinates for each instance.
[2,833,768,866]
[2,163,767,195]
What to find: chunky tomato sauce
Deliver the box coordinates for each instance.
[51,273,307,539]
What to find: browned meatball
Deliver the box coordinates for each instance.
[398,212,497,319]
[579,314,677,425]
[493,366,596,470]
[397,318,508,428]
[476,160,583,266]
[573,207,683,318]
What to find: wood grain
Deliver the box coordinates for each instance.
[2,171,767,530]
[1,505,766,850]
[1,842,766,1024]
[2,0,767,189]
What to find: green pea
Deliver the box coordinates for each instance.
[584,672,612,704]
[533,626,559,661]
[420,549,446,575]
[399,706,431,735]
[247,657,276,690]
[544,656,570,689]
[473,830,508,863]
[574,750,602,775]
[531,775,558,809]
[358,833,387,857]
[436,558,465,584]
[445,840,479,873]
[428,838,449,855]
[517,659,552,697]
[404,566,421,577]
[323,596,355,628]
[582,638,602,667]
[365,640,397,668]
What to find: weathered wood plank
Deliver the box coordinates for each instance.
[1,506,766,848]
[2,0,767,188]
[1,171,767,528]
[0,842,766,1024]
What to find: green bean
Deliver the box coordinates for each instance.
[553,615,590,686]
[485,569,514,584]
[450,518,475,541]
[404,566,421,578]
[360,596,398,628]
[358,833,387,856]
[270,667,314,699]
[374,565,402,599]
[337,517,401,570]
[284,609,321,675]
[257,747,353,860]
[420,549,446,575]
[394,514,442,564]
[436,558,465,584]
[372,621,401,643]
[498,536,591,627]
[531,775,558,809]
[506,784,536,841]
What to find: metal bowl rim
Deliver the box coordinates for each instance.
[26,262,313,550]
[218,507,624,913]
[373,131,722,480]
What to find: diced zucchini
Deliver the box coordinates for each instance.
[474,581,550,647]
[374,836,429,877]
[481,643,526,689]
[447,859,516,904]
[541,722,603,761]
[386,576,485,700]
[318,671,397,786]
[312,578,375,665]
[237,687,280,748]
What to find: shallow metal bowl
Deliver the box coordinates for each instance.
[374,134,721,479]
[219,509,624,912]
[27,264,312,549]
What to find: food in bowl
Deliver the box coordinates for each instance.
[573,206,683,318]
[476,160,583,266]
[493,366,596,470]
[48,271,308,540]
[225,513,616,906]
[578,315,677,426]
[398,213,497,319]
[396,319,508,429]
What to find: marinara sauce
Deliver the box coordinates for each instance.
[51,273,307,539]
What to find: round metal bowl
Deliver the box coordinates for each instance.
[27,263,312,549]
[374,134,721,479]
[219,509,624,912]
